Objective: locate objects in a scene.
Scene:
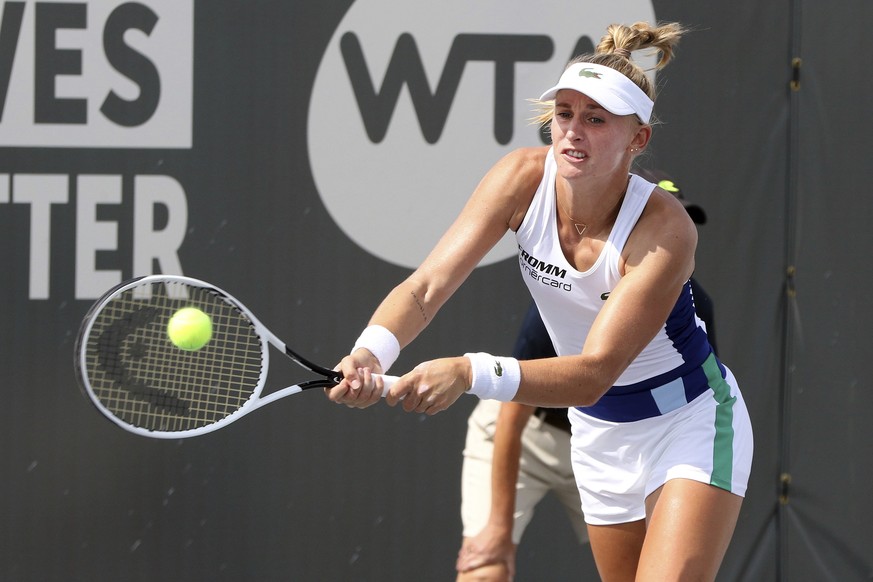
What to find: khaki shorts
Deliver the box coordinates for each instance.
[460,399,588,544]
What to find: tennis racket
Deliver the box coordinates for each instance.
[74,275,397,439]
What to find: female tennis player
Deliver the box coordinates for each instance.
[327,21,753,581]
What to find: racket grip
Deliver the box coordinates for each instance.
[376,374,400,397]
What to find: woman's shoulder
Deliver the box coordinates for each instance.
[491,147,550,231]
[643,184,697,234]
[500,146,550,172]
[626,184,698,270]
[490,146,550,188]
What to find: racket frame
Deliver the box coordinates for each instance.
[75,275,350,439]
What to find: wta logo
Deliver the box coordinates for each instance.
[308,0,655,269]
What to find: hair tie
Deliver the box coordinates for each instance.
[614,48,632,59]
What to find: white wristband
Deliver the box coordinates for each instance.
[464,352,521,402]
[352,325,400,372]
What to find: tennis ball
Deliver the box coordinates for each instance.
[167,307,212,351]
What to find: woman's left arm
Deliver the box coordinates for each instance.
[514,187,699,406]
[389,187,698,412]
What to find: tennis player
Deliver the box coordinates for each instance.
[456,170,718,581]
[329,21,753,581]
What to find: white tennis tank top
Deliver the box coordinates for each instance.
[515,150,711,392]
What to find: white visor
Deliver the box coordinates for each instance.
[539,62,653,124]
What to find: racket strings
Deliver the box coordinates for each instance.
[84,280,265,432]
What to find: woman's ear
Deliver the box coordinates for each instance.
[630,124,653,152]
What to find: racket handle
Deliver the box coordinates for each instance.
[376,374,400,397]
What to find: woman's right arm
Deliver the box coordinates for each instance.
[327,147,548,407]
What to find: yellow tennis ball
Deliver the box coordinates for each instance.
[167,307,212,351]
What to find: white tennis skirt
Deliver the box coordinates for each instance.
[568,364,753,526]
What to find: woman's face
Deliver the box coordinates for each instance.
[550,89,648,182]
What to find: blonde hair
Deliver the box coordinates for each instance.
[531,21,686,127]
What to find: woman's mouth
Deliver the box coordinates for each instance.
[563,149,587,161]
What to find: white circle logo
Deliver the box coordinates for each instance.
[309,1,656,269]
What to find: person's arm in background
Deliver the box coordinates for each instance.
[456,402,534,577]
[457,302,556,577]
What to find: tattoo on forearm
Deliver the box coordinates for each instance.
[410,291,428,322]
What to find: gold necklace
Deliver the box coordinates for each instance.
[556,195,588,236]
[556,183,628,237]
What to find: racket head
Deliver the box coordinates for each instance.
[75,275,272,438]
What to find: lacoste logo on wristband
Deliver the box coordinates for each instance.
[465,352,520,401]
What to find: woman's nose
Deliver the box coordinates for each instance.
[565,123,583,140]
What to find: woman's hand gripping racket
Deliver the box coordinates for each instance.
[74,275,397,438]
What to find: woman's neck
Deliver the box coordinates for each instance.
[556,174,629,236]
